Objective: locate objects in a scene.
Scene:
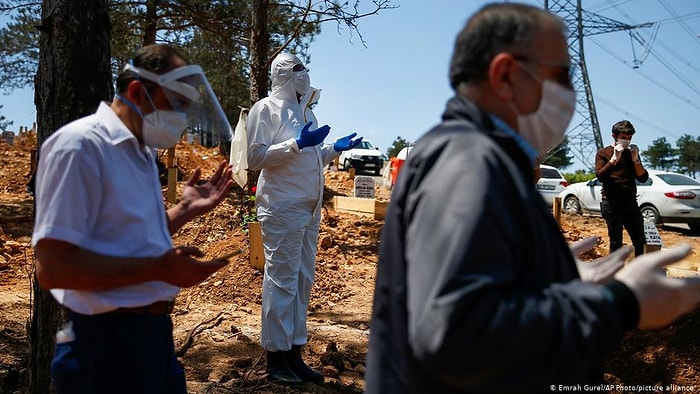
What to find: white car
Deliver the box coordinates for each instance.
[536,164,568,206]
[558,170,700,231]
[338,140,384,175]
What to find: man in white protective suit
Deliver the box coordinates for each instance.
[246,52,363,385]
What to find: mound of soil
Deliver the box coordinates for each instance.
[0,133,698,393]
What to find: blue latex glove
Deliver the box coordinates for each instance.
[333,132,363,152]
[295,121,331,150]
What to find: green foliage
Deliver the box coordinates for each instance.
[0,0,329,122]
[0,1,41,93]
[676,134,700,178]
[386,136,411,158]
[542,136,574,170]
[0,105,12,131]
[642,137,677,171]
[562,170,596,185]
[107,0,322,116]
[240,194,257,235]
[1,0,395,140]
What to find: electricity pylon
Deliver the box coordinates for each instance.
[544,0,652,169]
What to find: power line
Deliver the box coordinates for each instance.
[594,94,682,141]
[641,31,700,76]
[598,1,700,100]
[640,39,700,96]
[605,1,700,77]
[589,0,635,14]
[601,0,700,72]
[657,0,700,46]
[654,10,700,26]
[589,37,700,111]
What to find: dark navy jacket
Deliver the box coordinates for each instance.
[364,96,638,393]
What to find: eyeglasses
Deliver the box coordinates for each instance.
[512,55,575,87]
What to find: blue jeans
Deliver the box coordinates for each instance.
[51,312,186,394]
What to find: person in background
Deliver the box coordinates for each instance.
[32,44,234,394]
[595,120,649,256]
[246,52,363,385]
[364,3,700,393]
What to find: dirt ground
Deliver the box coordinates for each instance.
[0,132,698,393]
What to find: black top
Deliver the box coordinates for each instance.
[595,145,649,202]
[364,95,639,393]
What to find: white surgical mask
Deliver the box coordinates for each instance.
[135,87,188,148]
[617,139,631,149]
[115,93,187,148]
[513,79,576,157]
[142,110,187,148]
[294,70,311,96]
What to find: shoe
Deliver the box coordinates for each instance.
[266,350,302,384]
[288,344,325,383]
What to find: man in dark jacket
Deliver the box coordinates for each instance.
[364,3,700,393]
[595,120,649,256]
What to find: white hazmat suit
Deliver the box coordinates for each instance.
[246,53,339,352]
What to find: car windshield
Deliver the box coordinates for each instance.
[358,141,374,150]
[656,173,700,186]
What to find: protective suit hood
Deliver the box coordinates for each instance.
[270,53,305,101]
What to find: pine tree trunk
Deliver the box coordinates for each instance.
[29,0,112,392]
[143,0,159,46]
[247,0,269,195]
[249,0,269,105]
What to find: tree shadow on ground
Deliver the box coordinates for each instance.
[0,198,34,238]
[180,317,368,394]
[604,309,700,388]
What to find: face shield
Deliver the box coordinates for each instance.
[124,63,233,147]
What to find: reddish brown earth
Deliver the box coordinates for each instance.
[0,133,698,393]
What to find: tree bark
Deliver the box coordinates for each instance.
[249,0,269,105]
[143,0,159,46]
[30,0,112,392]
[35,0,112,146]
[246,0,269,196]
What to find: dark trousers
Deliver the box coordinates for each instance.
[51,312,186,394]
[600,199,646,256]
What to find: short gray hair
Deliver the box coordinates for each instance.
[448,3,564,89]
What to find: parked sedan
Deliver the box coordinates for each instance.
[558,170,700,231]
[535,164,568,206]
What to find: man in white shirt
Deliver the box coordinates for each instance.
[32,44,234,394]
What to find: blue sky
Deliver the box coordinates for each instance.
[2,1,700,172]
[308,0,700,171]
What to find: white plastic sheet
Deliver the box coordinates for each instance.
[229,109,249,188]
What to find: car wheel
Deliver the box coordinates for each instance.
[563,196,581,214]
[688,223,700,233]
[640,205,660,225]
[344,159,352,172]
